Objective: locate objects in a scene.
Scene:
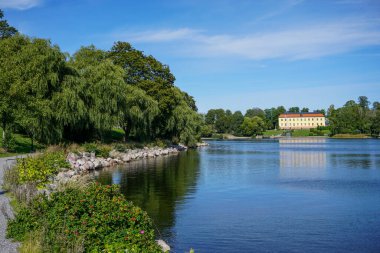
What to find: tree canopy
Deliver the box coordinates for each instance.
[0,15,202,148]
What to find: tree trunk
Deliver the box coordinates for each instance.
[123,126,131,142]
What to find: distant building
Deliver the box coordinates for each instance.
[278,112,326,130]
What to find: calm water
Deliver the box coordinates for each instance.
[96,138,380,253]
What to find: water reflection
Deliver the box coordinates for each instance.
[96,150,200,237]
[279,138,327,178]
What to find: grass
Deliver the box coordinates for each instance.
[0,128,44,157]
[263,129,284,136]
[331,134,370,139]
[291,129,311,137]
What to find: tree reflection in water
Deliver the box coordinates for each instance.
[96,150,200,238]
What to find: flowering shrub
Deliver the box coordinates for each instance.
[7,183,162,252]
[16,151,69,188]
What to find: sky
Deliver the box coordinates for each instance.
[1,0,380,113]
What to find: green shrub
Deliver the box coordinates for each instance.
[7,183,162,253]
[83,143,112,157]
[211,133,223,139]
[16,152,69,188]
[82,143,99,154]
[113,143,129,152]
[2,131,16,152]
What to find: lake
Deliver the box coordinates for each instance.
[96,138,380,253]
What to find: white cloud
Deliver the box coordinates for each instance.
[0,0,42,10]
[111,19,380,61]
[119,28,200,43]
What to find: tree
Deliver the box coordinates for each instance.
[315,109,326,115]
[0,9,18,39]
[288,107,300,113]
[240,116,266,137]
[70,46,127,141]
[166,88,202,146]
[329,99,365,134]
[205,109,227,133]
[120,85,159,141]
[245,108,265,119]
[301,107,309,113]
[0,35,73,148]
[108,41,198,140]
[231,111,244,135]
[358,96,370,110]
[0,35,29,147]
[371,102,380,136]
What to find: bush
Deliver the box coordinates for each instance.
[83,143,112,157]
[211,133,223,139]
[2,131,16,152]
[7,183,162,253]
[16,152,69,188]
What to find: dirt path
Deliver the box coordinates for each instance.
[0,156,21,253]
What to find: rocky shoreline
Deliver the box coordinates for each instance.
[44,143,208,252]
[53,146,183,185]
[47,143,208,191]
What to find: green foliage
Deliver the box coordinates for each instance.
[16,152,69,188]
[263,129,284,136]
[0,33,201,147]
[7,183,162,253]
[121,85,159,141]
[82,143,112,157]
[211,133,224,139]
[329,96,373,135]
[200,124,214,137]
[240,116,266,136]
[288,107,300,113]
[108,41,201,144]
[2,130,16,151]
[0,9,18,39]
[291,129,310,137]
[245,108,265,119]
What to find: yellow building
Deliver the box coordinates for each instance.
[278,112,325,130]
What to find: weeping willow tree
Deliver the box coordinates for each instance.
[0,35,72,147]
[69,46,127,141]
[166,88,202,146]
[1,33,202,146]
[121,85,159,141]
[0,35,28,148]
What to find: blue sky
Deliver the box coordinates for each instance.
[2,0,380,113]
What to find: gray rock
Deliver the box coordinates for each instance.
[77,159,85,166]
[156,240,170,252]
[122,155,130,162]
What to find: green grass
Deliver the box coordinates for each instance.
[291,129,311,137]
[0,128,44,157]
[263,129,284,136]
[102,128,125,143]
[331,134,370,139]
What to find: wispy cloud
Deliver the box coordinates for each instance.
[0,0,42,10]
[116,28,200,43]
[110,19,380,61]
[254,0,304,23]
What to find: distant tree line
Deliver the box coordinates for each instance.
[201,106,325,137]
[328,96,380,136]
[202,97,380,138]
[0,10,201,150]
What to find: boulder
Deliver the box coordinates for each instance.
[156,240,170,252]
[122,155,130,162]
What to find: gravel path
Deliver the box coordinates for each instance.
[0,156,21,253]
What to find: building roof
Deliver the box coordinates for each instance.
[279,112,325,118]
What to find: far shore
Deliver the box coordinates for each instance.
[202,134,377,140]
